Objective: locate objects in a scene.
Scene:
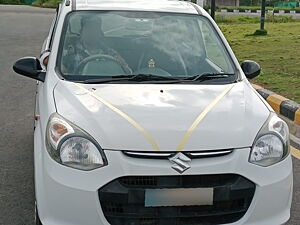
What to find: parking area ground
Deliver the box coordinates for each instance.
[0,5,299,225]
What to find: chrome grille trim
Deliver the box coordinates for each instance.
[189,150,233,157]
[123,149,233,159]
[123,151,172,158]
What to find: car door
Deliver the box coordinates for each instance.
[34,5,61,129]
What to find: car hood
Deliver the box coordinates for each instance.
[53,80,270,151]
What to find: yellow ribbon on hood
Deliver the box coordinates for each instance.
[74,83,235,152]
[74,83,161,151]
[176,83,235,151]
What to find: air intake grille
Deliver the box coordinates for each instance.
[99,174,255,225]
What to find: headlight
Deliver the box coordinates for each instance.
[46,113,107,170]
[249,113,289,167]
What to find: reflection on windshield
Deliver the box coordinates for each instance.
[59,11,235,82]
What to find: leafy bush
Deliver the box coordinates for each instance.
[216,14,298,24]
[207,5,300,11]
[0,0,24,4]
[32,0,60,8]
[237,16,260,23]
[266,14,294,23]
[31,0,43,6]
[253,29,268,35]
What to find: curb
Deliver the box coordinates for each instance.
[252,84,300,139]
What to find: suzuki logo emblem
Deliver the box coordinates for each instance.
[169,153,191,174]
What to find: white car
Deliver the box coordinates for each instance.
[13,0,293,225]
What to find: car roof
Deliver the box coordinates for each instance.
[73,0,200,14]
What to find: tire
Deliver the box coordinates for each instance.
[35,204,43,225]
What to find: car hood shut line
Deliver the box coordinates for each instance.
[54,81,270,151]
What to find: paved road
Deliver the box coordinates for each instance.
[0,5,299,225]
[0,5,54,225]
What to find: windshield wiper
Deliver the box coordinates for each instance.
[81,73,235,84]
[82,74,179,84]
[183,73,235,82]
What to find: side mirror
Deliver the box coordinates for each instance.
[13,57,46,82]
[241,60,261,79]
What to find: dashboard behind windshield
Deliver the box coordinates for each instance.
[57,11,236,82]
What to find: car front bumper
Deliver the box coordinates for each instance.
[35,147,293,225]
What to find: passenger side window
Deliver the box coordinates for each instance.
[200,22,232,73]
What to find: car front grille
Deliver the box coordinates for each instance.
[123,149,233,159]
[98,174,255,225]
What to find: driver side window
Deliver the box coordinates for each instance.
[61,13,131,76]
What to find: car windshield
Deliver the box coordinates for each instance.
[57,11,236,83]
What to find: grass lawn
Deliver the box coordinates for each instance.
[218,22,300,103]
